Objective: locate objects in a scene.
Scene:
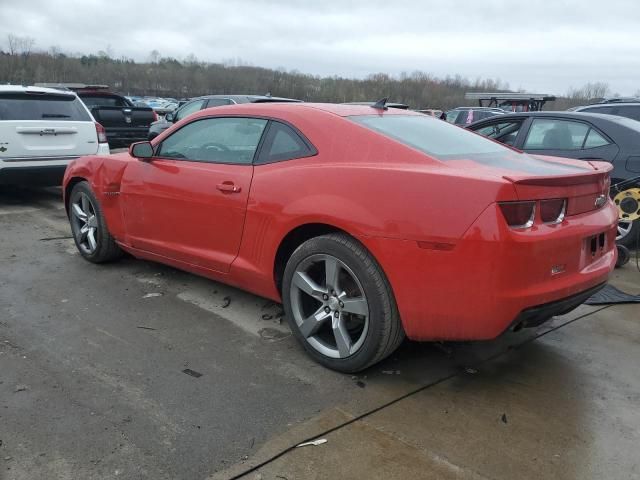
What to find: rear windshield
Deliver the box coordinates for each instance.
[0,93,92,121]
[350,114,588,175]
[351,114,509,158]
[80,95,130,108]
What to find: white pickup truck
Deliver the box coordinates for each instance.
[0,85,110,186]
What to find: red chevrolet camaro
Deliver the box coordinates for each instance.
[62,103,618,372]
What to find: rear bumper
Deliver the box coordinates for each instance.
[360,201,618,341]
[0,164,67,186]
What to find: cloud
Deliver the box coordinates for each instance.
[1,0,638,95]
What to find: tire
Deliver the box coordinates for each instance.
[616,218,640,249]
[282,233,404,373]
[68,181,123,263]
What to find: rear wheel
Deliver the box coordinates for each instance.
[616,219,640,248]
[282,233,404,373]
[69,181,122,263]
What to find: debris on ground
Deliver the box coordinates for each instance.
[136,326,156,331]
[501,413,508,424]
[221,296,231,308]
[14,384,28,392]
[381,370,401,375]
[464,367,478,374]
[182,368,203,378]
[261,314,273,320]
[142,293,163,299]
[296,438,327,448]
[356,380,366,388]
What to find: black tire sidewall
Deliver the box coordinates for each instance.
[282,234,396,373]
[69,182,115,263]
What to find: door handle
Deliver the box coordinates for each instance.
[216,182,241,193]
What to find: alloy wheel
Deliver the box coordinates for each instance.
[289,254,369,359]
[617,219,633,241]
[71,193,99,254]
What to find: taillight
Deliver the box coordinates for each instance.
[540,198,566,224]
[498,201,536,228]
[95,122,108,144]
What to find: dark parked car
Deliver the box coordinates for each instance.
[77,91,157,147]
[572,102,640,122]
[147,94,301,140]
[467,111,640,246]
[445,107,506,125]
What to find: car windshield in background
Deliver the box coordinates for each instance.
[0,93,92,121]
[80,95,129,108]
[350,114,588,175]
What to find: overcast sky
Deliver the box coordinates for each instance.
[1,0,638,95]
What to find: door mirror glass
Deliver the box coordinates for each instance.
[165,112,174,122]
[130,141,154,159]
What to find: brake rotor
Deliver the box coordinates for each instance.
[613,188,640,221]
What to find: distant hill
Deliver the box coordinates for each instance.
[0,48,606,110]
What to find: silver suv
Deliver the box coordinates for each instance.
[0,85,110,186]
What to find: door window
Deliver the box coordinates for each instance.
[474,121,522,146]
[256,122,316,163]
[523,119,589,150]
[206,98,232,108]
[157,117,267,164]
[614,106,640,121]
[583,128,611,148]
[174,99,206,121]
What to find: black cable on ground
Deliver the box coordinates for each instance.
[228,304,613,480]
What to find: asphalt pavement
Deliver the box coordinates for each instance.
[1,186,639,480]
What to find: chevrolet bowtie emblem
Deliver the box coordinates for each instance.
[594,195,606,208]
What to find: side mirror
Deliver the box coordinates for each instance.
[129,141,154,160]
[165,112,174,122]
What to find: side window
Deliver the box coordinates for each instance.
[174,100,206,121]
[582,106,613,115]
[256,122,316,164]
[157,117,267,164]
[206,98,232,108]
[614,106,640,121]
[474,121,522,146]
[583,128,611,148]
[523,119,589,150]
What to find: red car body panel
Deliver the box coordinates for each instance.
[63,104,618,341]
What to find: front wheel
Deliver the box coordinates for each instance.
[616,218,640,248]
[282,233,404,373]
[69,181,123,263]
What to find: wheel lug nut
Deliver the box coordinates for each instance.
[334,311,339,318]
[339,301,344,308]
[322,294,329,300]
[324,307,331,313]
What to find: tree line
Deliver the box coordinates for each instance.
[0,35,629,111]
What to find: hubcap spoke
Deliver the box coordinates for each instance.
[324,257,340,291]
[300,307,331,338]
[293,271,327,300]
[81,194,91,215]
[332,314,353,358]
[72,203,87,221]
[87,228,97,251]
[340,297,368,316]
[87,215,98,228]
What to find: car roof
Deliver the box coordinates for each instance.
[190,94,301,103]
[575,103,640,109]
[191,102,423,119]
[468,110,640,131]
[0,84,76,97]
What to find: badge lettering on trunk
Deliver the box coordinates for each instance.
[551,264,566,276]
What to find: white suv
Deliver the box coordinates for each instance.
[0,85,110,186]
